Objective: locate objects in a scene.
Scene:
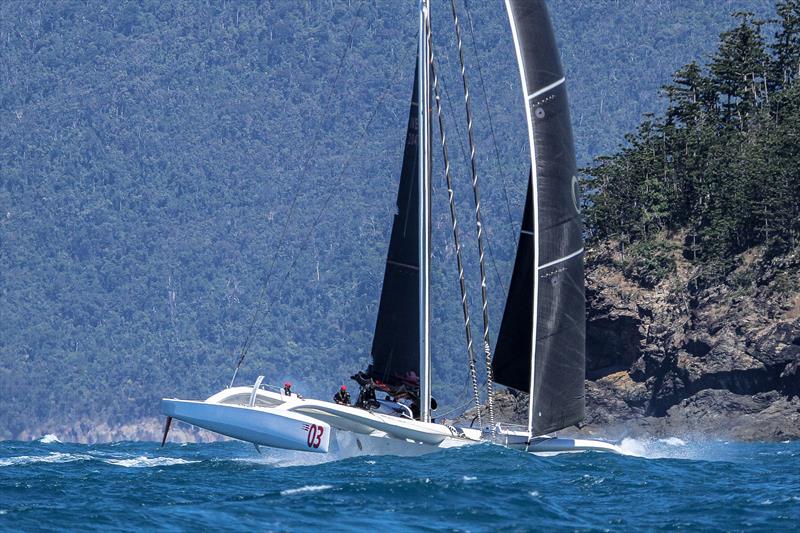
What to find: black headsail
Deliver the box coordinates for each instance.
[493,0,585,436]
[368,64,421,388]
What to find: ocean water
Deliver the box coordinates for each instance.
[1,436,798,531]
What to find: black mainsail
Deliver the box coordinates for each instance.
[369,64,421,387]
[493,0,585,436]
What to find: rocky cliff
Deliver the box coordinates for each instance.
[470,238,800,442]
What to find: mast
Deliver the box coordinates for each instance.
[418,0,432,423]
[504,0,540,439]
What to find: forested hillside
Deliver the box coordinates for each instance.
[0,0,782,440]
[584,4,800,282]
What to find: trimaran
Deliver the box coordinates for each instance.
[160,0,622,456]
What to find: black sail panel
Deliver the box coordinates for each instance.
[369,64,420,387]
[493,0,585,435]
[493,179,533,393]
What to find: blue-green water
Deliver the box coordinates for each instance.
[1,437,798,531]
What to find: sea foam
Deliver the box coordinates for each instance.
[280,484,333,496]
[103,456,199,468]
[0,452,90,467]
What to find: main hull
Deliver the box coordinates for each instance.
[160,386,480,457]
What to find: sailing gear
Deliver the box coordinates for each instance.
[333,388,351,405]
[356,385,378,410]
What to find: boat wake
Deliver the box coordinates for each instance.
[617,436,736,461]
[234,449,342,468]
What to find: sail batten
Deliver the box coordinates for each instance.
[494,0,585,437]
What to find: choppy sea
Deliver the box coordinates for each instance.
[1,435,798,531]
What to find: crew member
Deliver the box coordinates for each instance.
[333,385,351,405]
[357,383,378,410]
[283,382,292,396]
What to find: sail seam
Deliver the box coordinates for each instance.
[526,77,564,100]
[387,259,420,271]
[537,248,583,270]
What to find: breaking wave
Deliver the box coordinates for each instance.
[102,456,199,468]
[37,434,62,444]
[0,452,197,469]
[280,484,333,496]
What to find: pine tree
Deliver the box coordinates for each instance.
[772,0,800,86]
[709,12,771,128]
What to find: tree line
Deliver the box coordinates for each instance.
[583,1,800,285]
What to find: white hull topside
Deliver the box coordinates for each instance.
[160,385,623,456]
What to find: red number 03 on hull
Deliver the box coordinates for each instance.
[306,424,324,448]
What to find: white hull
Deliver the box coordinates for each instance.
[161,398,333,453]
[161,386,480,456]
[161,385,622,457]
[493,427,624,455]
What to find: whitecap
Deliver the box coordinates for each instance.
[0,452,90,467]
[103,456,199,468]
[529,491,540,497]
[462,475,477,481]
[280,484,333,496]
[37,434,62,444]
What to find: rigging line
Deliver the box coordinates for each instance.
[450,0,494,435]
[437,46,508,297]
[230,2,366,387]
[431,45,482,426]
[462,0,518,248]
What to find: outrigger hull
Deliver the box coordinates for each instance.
[161,399,333,453]
[492,427,624,455]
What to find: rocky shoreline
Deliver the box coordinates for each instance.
[461,242,800,442]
